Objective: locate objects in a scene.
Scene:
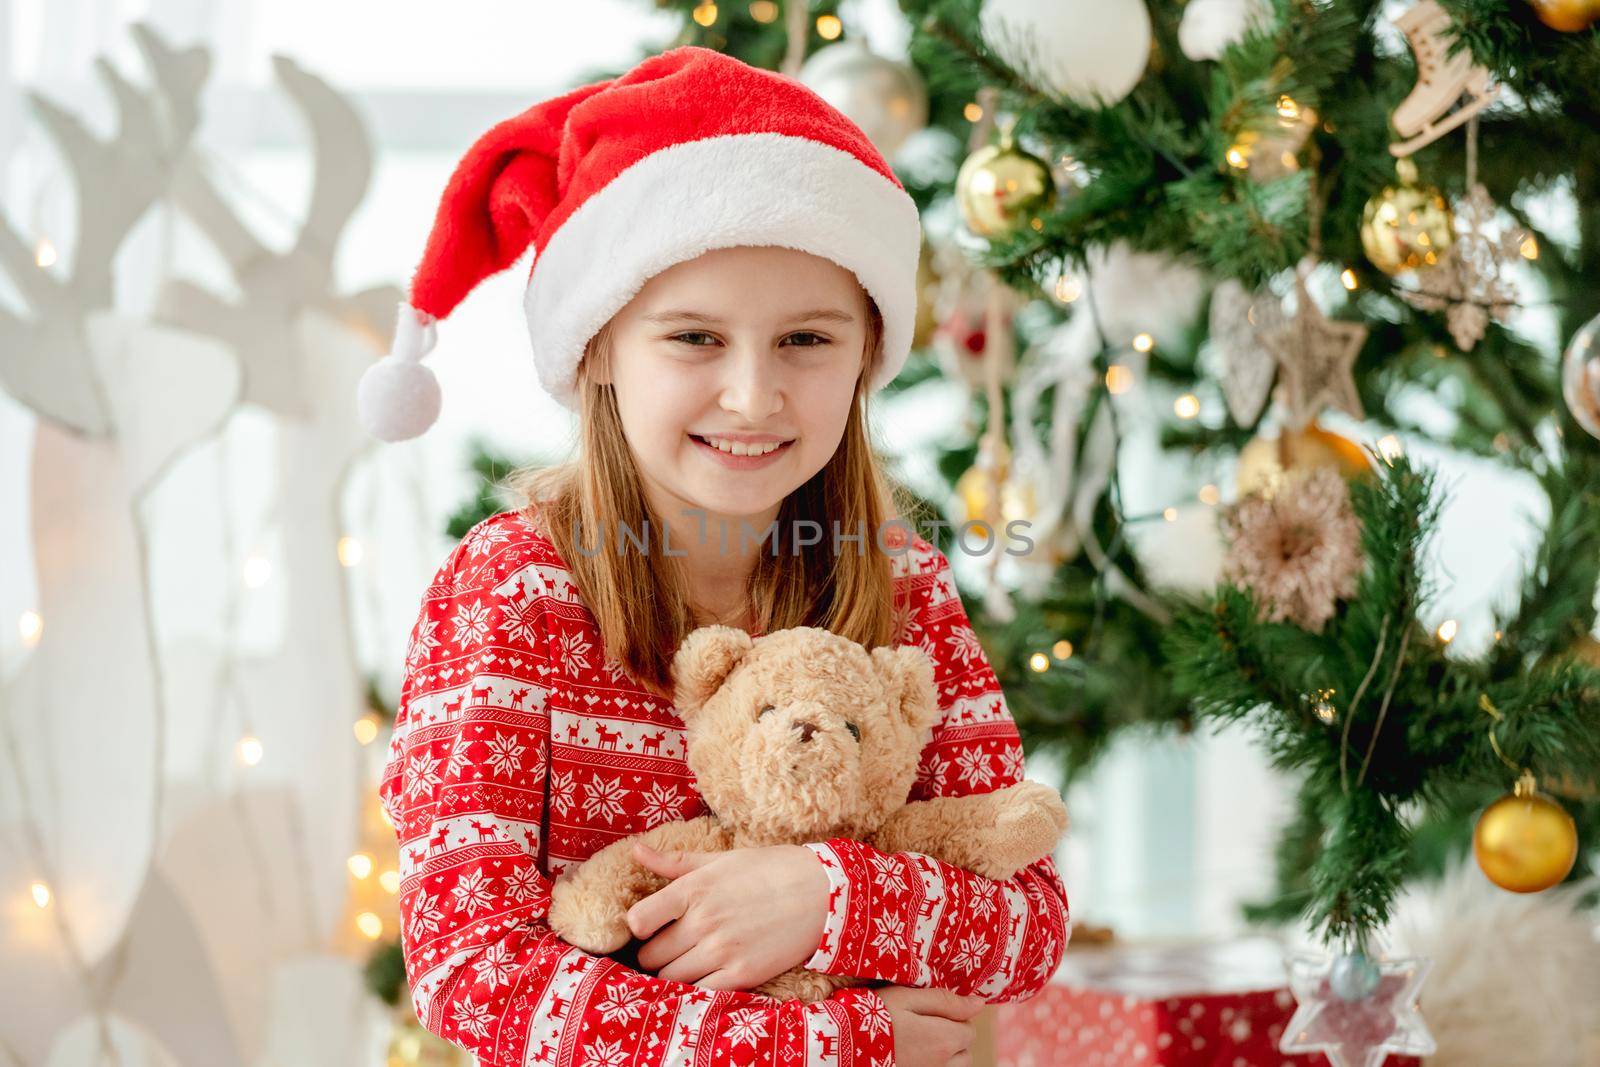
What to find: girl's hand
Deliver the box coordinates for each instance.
[876,986,987,1067]
[627,841,830,990]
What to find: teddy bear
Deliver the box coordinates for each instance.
[546,624,1070,1003]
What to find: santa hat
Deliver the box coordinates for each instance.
[357,45,923,442]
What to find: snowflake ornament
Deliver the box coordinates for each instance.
[1398,183,1523,351]
[1280,951,1437,1067]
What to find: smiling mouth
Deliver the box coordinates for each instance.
[689,433,795,457]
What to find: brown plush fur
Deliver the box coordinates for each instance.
[547,625,1069,1002]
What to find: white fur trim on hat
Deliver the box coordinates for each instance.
[523,132,922,412]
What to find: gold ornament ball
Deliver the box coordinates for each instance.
[913,237,942,348]
[1360,159,1455,276]
[387,1010,472,1067]
[1473,780,1580,893]
[1525,0,1600,31]
[1236,423,1374,496]
[956,139,1056,238]
[956,442,1035,531]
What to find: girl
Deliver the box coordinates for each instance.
[371,47,1069,1067]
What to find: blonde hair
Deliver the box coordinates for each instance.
[507,292,919,700]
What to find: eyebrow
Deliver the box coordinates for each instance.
[642,308,857,326]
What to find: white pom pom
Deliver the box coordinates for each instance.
[358,355,442,441]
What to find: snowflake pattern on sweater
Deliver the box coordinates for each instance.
[379,510,1071,1066]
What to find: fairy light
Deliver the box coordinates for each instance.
[1311,688,1337,724]
[1174,393,1200,419]
[1520,235,1538,260]
[1437,619,1459,644]
[242,554,271,588]
[815,14,842,38]
[30,881,51,908]
[1276,95,1301,121]
[18,610,43,648]
[356,912,383,940]
[691,2,717,26]
[1341,268,1359,290]
[1226,146,1249,169]
[1162,507,1178,522]
[1105,365,1134,395]
[347,853,374,880]
[237,735,264,766]
[964,101,984,122]
[1279,151,1300,171]
[1132,332,1154,353]
[34,239,57,268]
[353,714,380,746]
[336,536,363,567]
[1052,640,1073,660]
[1028,652,1050,672]
[1377,434,1404,463]
[379,870,400,894]
[748,0,777,21]
[1054,274,1082,303]
[1198,484,1221,506]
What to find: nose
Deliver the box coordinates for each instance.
[719,347,783,422]
[793,720,817,743]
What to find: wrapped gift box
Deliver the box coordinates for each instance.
[994,936,1423,1067]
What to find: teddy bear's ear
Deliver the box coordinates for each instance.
[870,645,941,734]
[671,625,755,719]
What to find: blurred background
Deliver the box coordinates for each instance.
[2,0,1597,1064]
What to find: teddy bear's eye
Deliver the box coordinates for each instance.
[845,721,861,742]
[759,705,775,719]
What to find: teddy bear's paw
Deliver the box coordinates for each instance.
[995,782,1070,852]
[754,968,848,1004]
[547,879,632,954]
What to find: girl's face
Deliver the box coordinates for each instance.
[594,245,870,525]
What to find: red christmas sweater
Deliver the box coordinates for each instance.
[379,509,1071,1066]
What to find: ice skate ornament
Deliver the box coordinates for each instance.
[1389,0,1499,157]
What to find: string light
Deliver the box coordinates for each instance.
[1052,640,1073,660]
[347,853,374,880]
[748,0,777,21]
[1377,435,1404,463]
[18,610,43,647]
[242,554,271,588]
[1105,365,1134,395]
[336,537,363,567]
[815,14,842,39]
[964,102,984,122]
[1276,94,1301,120]
[355,912,383,939]
[1132,332,1154,353]
[237,735,264,766]
[691,2,717,27]
[34,239,57,268]
[1520,235,1538,260]
[1311,688,1338,724]
[1226,146,1249,170]
[1436,619,1459,644]
[1162,507,1178,522]
[1198,484,1221,506]
[379,870,400,894]
[30,881,51,908]
[353,714,380,745]
[1341,268,1359,290]
[1028,652,1050,672]
[1174,394,1200,419]
[1054,274,1082,303]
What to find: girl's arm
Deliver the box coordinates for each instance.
[799,543,1072,1002]
[381,516,896,1066]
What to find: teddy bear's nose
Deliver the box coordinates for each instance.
[794,720,817,743]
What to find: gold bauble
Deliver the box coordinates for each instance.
[1526,0,1600,31]
[1360,159,1454,276]
[1236,423,1374,496]
[913,237,941,348]
[955,441,1035,532]
[956,138,1056,238]
[1473,775,1580,894]
[386,1010,472,1067]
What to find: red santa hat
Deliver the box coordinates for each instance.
[357,45,923,442]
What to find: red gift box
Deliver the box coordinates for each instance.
[994,937,1424,1067]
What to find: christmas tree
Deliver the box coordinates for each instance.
[617,0,1600,971]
